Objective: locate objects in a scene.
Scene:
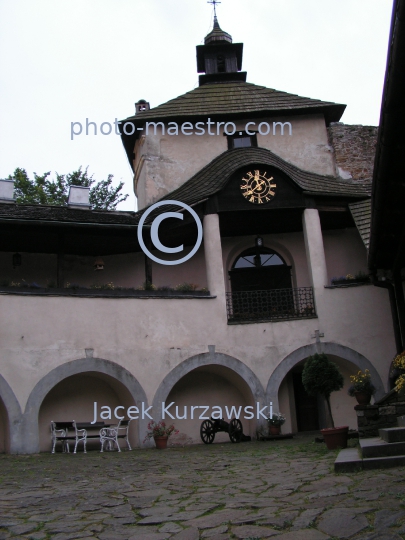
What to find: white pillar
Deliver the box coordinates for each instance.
[303,209,328,316]
[203,213,226,301]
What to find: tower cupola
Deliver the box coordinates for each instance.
[196,16,247,86]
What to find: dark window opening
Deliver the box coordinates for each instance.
[229,247,292,292]
[217,54,226,73]
[227,132,258,150]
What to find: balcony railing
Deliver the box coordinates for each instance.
[226,287,316,323]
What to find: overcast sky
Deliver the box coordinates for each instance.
[0,0,393,211]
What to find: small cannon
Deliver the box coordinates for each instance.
[200,417,251,444]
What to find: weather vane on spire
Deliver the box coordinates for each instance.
[207,0,221,18]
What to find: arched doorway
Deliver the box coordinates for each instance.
[38,372,138,452]
[228,244,296,321]
[165,365,255,444]
[229,245,292,293]
[152,352,266,445]
[23,357,148,453]
[267,343,386,433]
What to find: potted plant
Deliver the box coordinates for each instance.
[391,351,405,394]
[348,369,376,405]
[267,412,286,435]
[143,420,179,449]
[302,353,347,450]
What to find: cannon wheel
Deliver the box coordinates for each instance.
[200,420,215,444]
[229,419,243,443]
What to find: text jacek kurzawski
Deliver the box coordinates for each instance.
[91,402,274,423]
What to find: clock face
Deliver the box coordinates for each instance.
[240,170,277,204]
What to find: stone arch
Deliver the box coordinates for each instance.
[152,351,266,418]
[0,375,23,453]
[22,357,148,454]
[266,342,386,412]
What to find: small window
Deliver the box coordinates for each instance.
[217,54,226,73]
[227,132,258,150]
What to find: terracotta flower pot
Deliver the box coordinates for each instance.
[269,425,281,436]
[354,392,371,405]
[154,436,168,449]
[320,426,349,450]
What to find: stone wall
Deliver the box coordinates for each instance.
[327,123,378,184]
[355,389,405,437]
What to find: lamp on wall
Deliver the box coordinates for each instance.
[93,257,104,271]
[255,236,263,247]
[12,252,21,268]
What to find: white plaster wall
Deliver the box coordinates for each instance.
[323,228,368,284]
[0,228,396,449]
[0,280,394,422]
[134,115,335,209]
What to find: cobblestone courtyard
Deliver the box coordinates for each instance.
[1,435,405,540]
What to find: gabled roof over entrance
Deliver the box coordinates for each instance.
[139,147,369,221]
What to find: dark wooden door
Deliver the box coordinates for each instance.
[293,373,319,431]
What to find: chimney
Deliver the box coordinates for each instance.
[68,185,91,210]
[0,179,15,204]
[135,99,150,114]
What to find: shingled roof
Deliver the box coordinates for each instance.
[349,199,371,249]
[139,147,370,222]
[0,203,140,226]
[123,81,346,125]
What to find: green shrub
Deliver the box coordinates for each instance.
[302,353,344,428]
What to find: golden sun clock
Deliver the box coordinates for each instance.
[240,170,277,204]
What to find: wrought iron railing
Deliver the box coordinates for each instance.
[226,287,316,323]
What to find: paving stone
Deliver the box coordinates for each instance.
[84,524,104,533]
[374,509,405,529]
[51,534,94,540]
[98,533,128,540]
[274,531,329,540]
[232,525,280,538]
[170,527,199,540]
[103,516,138,525]
[186,510,250,529]
[307,486,349,498]
[201,535,231,540]
[27,533,48,540]
[257,510,299,528]
[202,525,228,537]
[0,521,23,528]
[159,523,183,534]
[8,524,38,535]
[291,508,324,530]
[3,439,405,540]
[356,533,403,540]
[137,511,205,525]
[44,522,86,534]
[128,534,170,540]
[318,508,369,538]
